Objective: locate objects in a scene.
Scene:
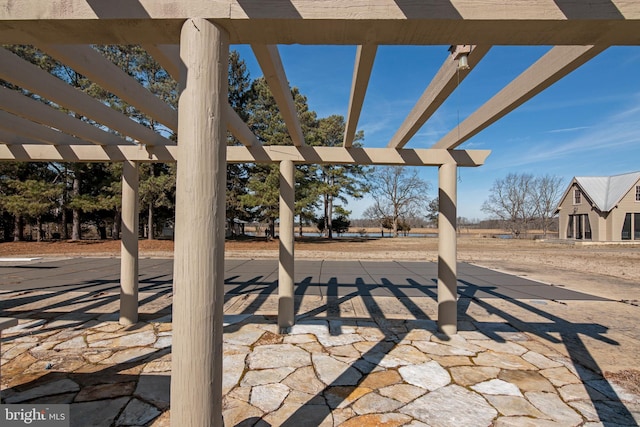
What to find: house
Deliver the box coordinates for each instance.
[556,171,640,241]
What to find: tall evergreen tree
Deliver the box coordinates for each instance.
[226,50,253,235]
[315,115,369,239]
[243,78,319,237]
[0,162,61,241]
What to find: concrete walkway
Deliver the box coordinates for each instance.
[1,258,639,426]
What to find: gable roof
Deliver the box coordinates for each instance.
[575,171,640,212]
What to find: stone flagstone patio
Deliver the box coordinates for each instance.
[2,305,639,426]
[1,258,640,426]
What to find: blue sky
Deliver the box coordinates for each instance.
[232,45,640,220]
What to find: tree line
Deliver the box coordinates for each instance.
[0,46,378,241]
[0,46,564,242]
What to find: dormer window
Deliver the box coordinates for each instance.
[574,189,581,204]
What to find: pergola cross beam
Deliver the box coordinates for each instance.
[0,144,489,167]
[344,44,377,148]
[1,1,640,45]
[432,45,607,149]
[0,110,91,146]
[0,47,172,147]
[37,44,179,131]
[388,45,491,149]
[0,85,128,146]
[251,44,305,147]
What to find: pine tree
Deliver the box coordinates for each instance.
[243,78,319,237]
[316,115,369,239]
[226,50,253,235]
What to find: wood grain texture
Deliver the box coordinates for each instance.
[1,1,639,44]
[170,18,228,427]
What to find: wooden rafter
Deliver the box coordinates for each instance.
[0,129,50,146]
[226,107,260,147]
[0,47,172,146]
[142,44,181,81]
[37,44,178,131]
[141,43,259,147]
[343,44,377,148]
[432,45,607,150]
[251,44,305,146]
[0,110,91,146]
[0,86,128,146]
[388,45,491,149]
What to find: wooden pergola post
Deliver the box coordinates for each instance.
[119,159,139,325]
[171,18,229,427]
[437,161,458,335]
[278,159,295,331]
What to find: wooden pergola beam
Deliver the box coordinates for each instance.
[0,86,129,146]
[142,44,181,81]
[0,47,172,146]
[226,107,260,147]
[343,44,377,148]
[432,45,607,149]
[141,43,259,147]
[0,144,490,166]
[251,44,305,146]
[1,1,639,45]
[0,110,91,146]
[37,44,178,131]
[0,143,176,162]
[227,146,491,166]
[388,45,491,149]
[0,129,57,146]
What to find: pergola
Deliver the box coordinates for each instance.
[1,1,639,425]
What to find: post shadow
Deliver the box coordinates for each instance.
[457,279,636,426]
[246,267,636,426]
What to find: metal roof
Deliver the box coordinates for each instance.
[576,171,640,212]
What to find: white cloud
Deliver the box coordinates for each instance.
[505,96,640,168]
[546,126,591,134]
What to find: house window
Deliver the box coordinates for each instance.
[583,214,592,240]
[574,189,581,204]
[622,213,632,240]
[635,213,640,240]
[636,185,640,202]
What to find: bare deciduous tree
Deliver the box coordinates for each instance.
[531,174,565,238]
[482,172,564,237]
[367,166,430,237]
[481,173,535,237]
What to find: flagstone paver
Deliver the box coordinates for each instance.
[313,353,363,386]
[250,383,290,412]
[471,378,523,396]
[247,343,310,369]
[399,361,450,391]
[484,395,548,418]
[70,397,130,427]
[117,398,161,426]
[400,384,498,427]
[1,263,639,427]
[2,311,639,426]
[351,391,403,414]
